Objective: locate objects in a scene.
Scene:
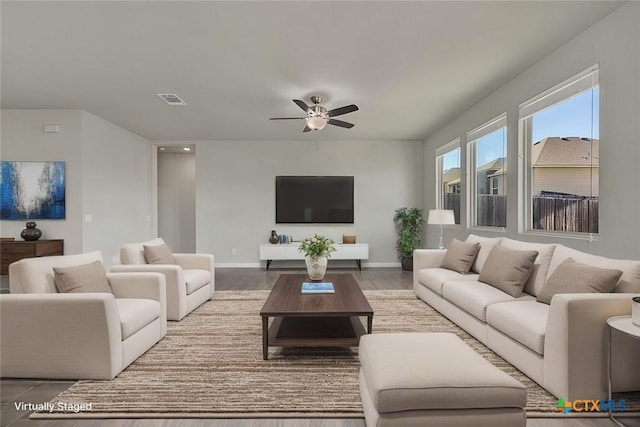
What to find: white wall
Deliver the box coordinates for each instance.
[81,111,153,266]
[423,2,640,259]
[0,109,153,271]
[176,139,423,266]
[158,151,196,253]
[0,110,84,253]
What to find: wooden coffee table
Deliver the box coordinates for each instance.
[260,274,374,360]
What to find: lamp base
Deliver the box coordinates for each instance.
[438,225,444,250]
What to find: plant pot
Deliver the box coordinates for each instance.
[305,256,328,281]
[401,257,413,271]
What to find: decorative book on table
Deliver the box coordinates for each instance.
[301,282,335,293]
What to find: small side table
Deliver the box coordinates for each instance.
[607,315,640,426]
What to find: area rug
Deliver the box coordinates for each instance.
[33,290,640,419]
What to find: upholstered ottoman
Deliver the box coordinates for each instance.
[359,333,526,427]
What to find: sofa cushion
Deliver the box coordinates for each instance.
[466,234,503,274]
[53,260,112,294]
[120,238,166,265]
[479,246,538,297]
[537,258,623,305]
[184,269,211,294]
[359,333,526,413]
[116,298,161,340]
[486,300,549,355]
[440,239,480,274]
[143,242,176,265]
[548,245,640,293]
[500,238,556,296]
[417,268,480,296]
[442,280,534,322]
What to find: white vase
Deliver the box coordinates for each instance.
[305,256,328,281]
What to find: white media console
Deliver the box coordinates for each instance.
[259,243,369,270]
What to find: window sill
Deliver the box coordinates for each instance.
[521,229,598,242]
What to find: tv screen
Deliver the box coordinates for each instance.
[276,176,354,224]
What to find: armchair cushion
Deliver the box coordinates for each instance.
[54,260,112,294]
[116,298,161,340]
[10,251,105,294]
[143,243,176,265]
[184,269,211,294]
[121,238,166,265]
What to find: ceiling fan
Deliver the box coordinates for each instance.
[270,96,359,132]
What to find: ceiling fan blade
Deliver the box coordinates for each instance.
[327,104,359,117]
[293,99,310,113]
[303,126,312,133]
[269,117,305,120]
[328,119,355,129]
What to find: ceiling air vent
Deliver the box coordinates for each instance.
[156,93,187,106]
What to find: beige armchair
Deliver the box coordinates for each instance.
[0,251,166,380]
[111,238,214,321]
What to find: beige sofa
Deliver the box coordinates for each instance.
[1,251,167,380]
[111,238,214,321]
[413,235,640,401]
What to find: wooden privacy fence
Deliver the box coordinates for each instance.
[477,195,507,227]
[444,193,598,233]
[533,196,598,233]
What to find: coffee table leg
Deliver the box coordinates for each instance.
[367,315,373,334]
[262,316,269,360]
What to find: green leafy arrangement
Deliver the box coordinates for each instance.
[393,207,425,260]
[298,234,337,258]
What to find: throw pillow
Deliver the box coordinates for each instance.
[143,243,176,264]
[478,246,538,297]
[440,239,480,274]
[54,260,112,294]
[536,258,623,305]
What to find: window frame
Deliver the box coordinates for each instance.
[466,113,508,231]
[435,138,461,225]
[518,65,599,239]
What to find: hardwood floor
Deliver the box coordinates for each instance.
[1,267,636,426]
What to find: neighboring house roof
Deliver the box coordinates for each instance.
[531,137,599,167]
[477,157,506,179]
[442,167,460,185]
[477,157,505,172]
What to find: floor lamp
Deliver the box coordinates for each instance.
[427,209,455,249]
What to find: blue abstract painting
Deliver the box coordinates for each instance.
[1,161,66,220]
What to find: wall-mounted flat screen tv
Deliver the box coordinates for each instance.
[276,176,354,224]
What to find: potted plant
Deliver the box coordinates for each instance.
[393,207,425,271]
[298,234,337,280]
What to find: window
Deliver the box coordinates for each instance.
[436,139,461,224]
[467,114,507,229]
[520,66,599,235]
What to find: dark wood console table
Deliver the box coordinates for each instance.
[0,239,64,275]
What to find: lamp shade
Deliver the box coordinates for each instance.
[427,209,455,225]
[306,116,327,130]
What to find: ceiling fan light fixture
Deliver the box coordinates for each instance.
[306,116,328,130]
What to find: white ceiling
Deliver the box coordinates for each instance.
[1,1,622,142]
